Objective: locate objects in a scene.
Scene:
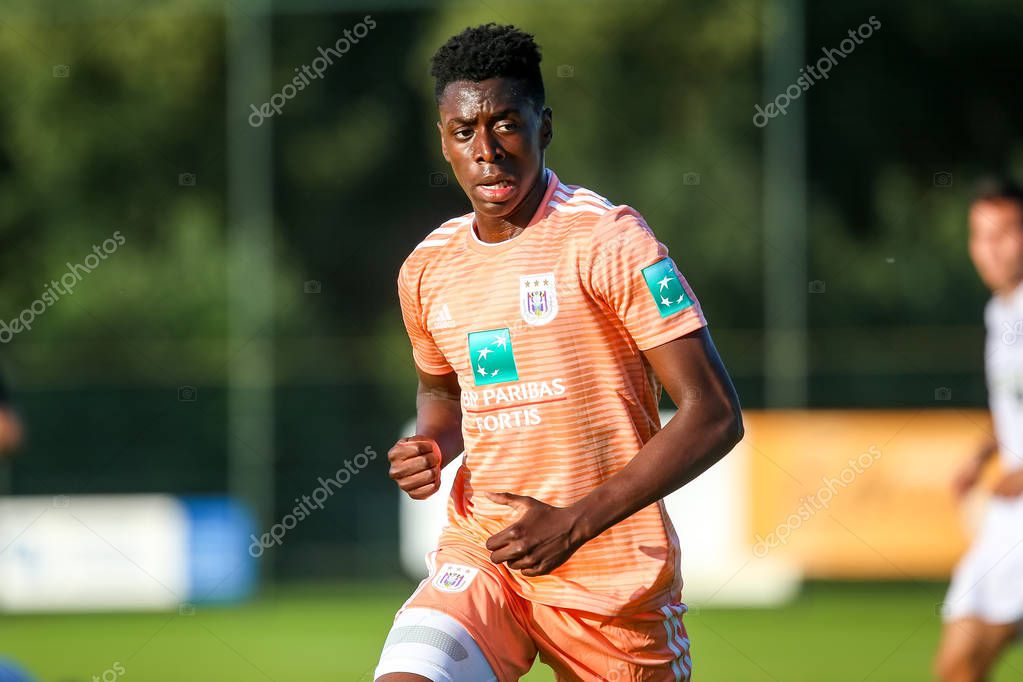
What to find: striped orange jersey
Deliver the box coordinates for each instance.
[397,168,707,616]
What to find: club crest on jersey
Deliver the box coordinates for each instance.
[432,563,478,593]
[519,272,558,326]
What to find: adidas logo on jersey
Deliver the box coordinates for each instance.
[431,303,456,329]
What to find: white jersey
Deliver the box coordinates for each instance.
[942,282,1023,628]
[985,282,1023,472]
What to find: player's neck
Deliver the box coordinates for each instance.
[473,168,548,243]
[995,276,1023,300]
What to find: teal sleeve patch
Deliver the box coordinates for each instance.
[641,257,694,318]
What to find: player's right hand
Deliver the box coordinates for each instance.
[388,436,442,500]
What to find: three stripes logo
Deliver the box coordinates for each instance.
[431,303,455,330]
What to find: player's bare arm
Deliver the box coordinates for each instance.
[993,468,1023,497]
[953,432,1023,499]
[486,327,742,576]
[952,435,997,498]
[387,366,462,500]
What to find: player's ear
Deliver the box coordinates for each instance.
[437,120,451,163]
[539,106,553,151]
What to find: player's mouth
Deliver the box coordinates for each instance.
[476,176,517,203]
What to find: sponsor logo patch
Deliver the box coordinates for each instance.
[641,257,694,318]
[467,327,519,386]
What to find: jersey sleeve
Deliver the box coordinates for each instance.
[397,259,454,375]
[583,206,707,351]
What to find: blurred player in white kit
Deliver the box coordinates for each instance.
[935,180,1023,682]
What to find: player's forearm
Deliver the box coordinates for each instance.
[973,435,998,464]
[568,402,742,545]
[415,386,464,469]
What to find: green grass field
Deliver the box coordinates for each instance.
[2,581,1021,681]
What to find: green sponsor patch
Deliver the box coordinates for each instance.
[467,327,518,386]
[641,257,694,318]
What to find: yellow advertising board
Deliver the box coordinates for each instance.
[746,410,999,578]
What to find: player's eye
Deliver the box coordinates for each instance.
[497,122,518,132]
[453,128,473,140]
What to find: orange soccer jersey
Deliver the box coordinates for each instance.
[397,168,707,617]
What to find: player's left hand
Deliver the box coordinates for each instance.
[484,491,586,577]
[992,470,1023,498]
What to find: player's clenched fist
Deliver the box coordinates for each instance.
[388,436,442,500]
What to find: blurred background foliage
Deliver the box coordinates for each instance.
[0,0,1022,577]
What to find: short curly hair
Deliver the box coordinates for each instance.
[430,23,545,109]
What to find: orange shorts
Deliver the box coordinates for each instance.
[398,539,692,682]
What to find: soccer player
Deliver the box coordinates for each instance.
[935,180,1023,682]
[377,24,743,682]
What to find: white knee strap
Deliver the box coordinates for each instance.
[374,607,497,682]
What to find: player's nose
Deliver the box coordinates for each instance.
[473,128,505,163]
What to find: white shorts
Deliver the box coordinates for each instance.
[943,495,1023,628]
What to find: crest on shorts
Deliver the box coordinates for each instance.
[432,563,478,593]
[519,272,558,326]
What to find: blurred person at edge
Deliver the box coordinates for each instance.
[934,180,1023,682]
[0,368,23,456]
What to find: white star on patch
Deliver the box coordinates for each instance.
[491,332,508,349]
[660,296,672,306]
[477,347,492,360]
[658,274,674,291]
[676,295,686,304]
[477,365,487,377]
